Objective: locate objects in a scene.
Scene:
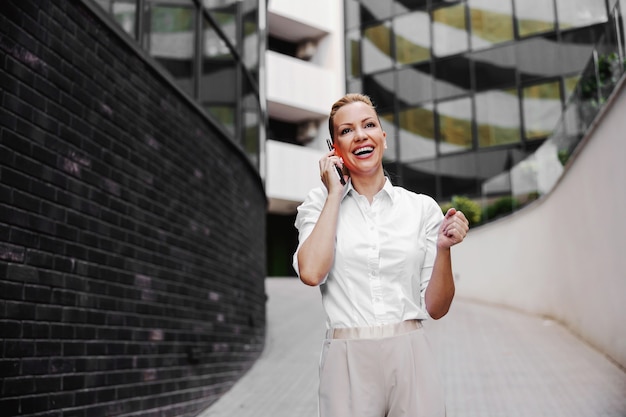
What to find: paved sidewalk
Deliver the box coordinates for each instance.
[198,278,626,417]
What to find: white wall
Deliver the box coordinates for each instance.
[452,81,626,369]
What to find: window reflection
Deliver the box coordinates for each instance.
[438,153,480,198]
[394,11,430,65]
[362,22,394,73]
[513,0,555,37]
[472,46,516,91]
[359,0,394,24]
[363,71,396,111]
[475,89,521,147]
[200,16,237,135]
[394,0,428,13]
[397,64,433,106]
[435,56,470,99]
[347,30,362,78]
[345,0,361,29]
[437,97,473,154]
[399,105,436,161]
[241,0,259,74]
[432,4,469,57]
[467,0,513,49]
[556,0,608,29]
[147,1,196,97]
[522,81,562,141]
[203,1,238,49]
[96,0,137,38]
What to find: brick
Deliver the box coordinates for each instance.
[36,304,63,322]
[0,359,21,378]
[0,280,23,299]
[0,320,22,338]
[0,243,25,263]
[4,340,36,358]
[0,399,20,417]
[22,358,50,375]
[19,394,50,414]
[5,301,36,320]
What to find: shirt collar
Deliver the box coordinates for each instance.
[343,177,395,203]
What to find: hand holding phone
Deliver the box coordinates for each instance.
[326,139,346,185]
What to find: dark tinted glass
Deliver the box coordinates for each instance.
[468,0,514,49]
[513,0,555,37]
[147,2,197,97]
[475,89,521,148]
[472,46,517,91]
[399,105,437,161]
[522,80,562,141]
[359,0,394,24]
[363,71,396,111]
[437,97,473,154]
[394,0,428,13]
[434,56,471,99]
[432,4,469,57]
[397,64,433,106]
[394,10,431,64]
[362,22,394,73]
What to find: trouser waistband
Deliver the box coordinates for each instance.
[327,319,423,340]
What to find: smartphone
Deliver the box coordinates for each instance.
[326,139,346,185]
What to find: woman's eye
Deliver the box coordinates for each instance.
[341,128,351,135]
[365,122,375,128]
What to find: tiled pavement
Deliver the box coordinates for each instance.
[198,278,626,417]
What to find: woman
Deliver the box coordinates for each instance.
[292,93,469,417]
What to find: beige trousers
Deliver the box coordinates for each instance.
[318,321,446,417]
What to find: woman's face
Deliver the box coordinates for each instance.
[333,101,387,177]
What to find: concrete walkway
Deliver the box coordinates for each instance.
[198,278,626,417]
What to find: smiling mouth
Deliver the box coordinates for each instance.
[353,146,374,156]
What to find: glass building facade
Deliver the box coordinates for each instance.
[344,0,615,204]
[93,0,265,170]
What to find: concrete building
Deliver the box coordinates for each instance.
[265,0,345,276]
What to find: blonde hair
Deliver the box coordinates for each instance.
[328,93,377,141]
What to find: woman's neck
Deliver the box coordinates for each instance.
[350,172,386,203]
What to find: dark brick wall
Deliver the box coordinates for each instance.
[0,1,267,416]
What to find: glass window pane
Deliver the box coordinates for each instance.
[148,1,197,97]
[200,17,237,135]
[359,0,394,24]
[556,0,608,30]
[347,30,362,78]
[468,0,514,49]
[362,22,394,74]
[475,89,521,147]
[399,105,437,162]
[437,97,473,154]
[397,64,433,106]
[435,56,471,99]
[241,0,259,74]
[363,71,396,111]
[433,4,469,57]
[394,0,428,14]
[523,81,562,140]
[514,0,556,37]
[203,1,238,49]
[564,75,581,101]
[394,11,431,65]
[346,0,361,29]
[403,160,438,198]
[472,45,517,91]
[438,153,480,198]
[94,1,137,38]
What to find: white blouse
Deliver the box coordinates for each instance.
[293,178,443,329]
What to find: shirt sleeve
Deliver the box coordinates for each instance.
[292,187,326,278]
[419,196,444,304]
